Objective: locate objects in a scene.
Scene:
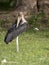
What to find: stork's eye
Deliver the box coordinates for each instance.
[0,0,21,10]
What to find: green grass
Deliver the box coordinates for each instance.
[0,29,49,65]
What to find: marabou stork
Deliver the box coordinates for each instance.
[4,12,28,44]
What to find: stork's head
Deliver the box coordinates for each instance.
[18,12,24,18]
